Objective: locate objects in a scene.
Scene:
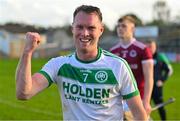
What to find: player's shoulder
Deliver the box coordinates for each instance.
[102,49,128,64]
[109,42,121,51]
[158,52,170,64]
[48,52,74,63]
[132,39,147,50]
[102,49,120,59]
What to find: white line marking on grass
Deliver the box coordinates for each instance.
[0,98,60,117]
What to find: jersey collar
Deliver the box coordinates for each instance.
[75,47,102,64]
[119,38,136,49]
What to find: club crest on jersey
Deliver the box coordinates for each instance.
[129,50,137,57]
[95,71,108,83]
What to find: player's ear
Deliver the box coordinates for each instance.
[100,24,104,35]
[132,22,136,32]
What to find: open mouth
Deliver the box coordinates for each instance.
[80,38,91,43]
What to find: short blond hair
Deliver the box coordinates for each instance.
[118,15,136,25]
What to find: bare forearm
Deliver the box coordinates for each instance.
[127,96,148,121]
[143,78,153,103]
[16,51,33,99]
[142,61,154,115]
[143,78,153,114]
[133,112,147,121]
[143,64,153,103]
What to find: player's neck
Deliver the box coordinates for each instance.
[120,36,134,45]
[76,48,99,62]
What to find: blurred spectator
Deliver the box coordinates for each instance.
[146,40,173,121]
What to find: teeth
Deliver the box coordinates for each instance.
[80,39,90,42]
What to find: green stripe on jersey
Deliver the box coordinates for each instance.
[38,70,53,87]
[123,90,139,99]
[103,50,138,90]
[58,64,117,84]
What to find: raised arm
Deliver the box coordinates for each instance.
[15,32,49,100]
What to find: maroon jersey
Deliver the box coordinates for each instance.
[110,39,152,98]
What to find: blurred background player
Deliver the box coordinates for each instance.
[110,15,154,120]
[146,40,173,121]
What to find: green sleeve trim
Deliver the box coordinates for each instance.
[123,90,139,99]
[38,70,53,87]
[159,53,170,64]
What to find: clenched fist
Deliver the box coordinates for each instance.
[24,32,41,54]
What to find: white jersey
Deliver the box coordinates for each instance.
[39,48,139,121]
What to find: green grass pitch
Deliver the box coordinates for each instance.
[0,59,179,120]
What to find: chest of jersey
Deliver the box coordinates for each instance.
[114,47,142,70]
[57,63,120,103]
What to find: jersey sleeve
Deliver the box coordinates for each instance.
[159,53,170,64]
[119,59,139,99]
[142,46,153,61]
[158,53,172,81]
[159,53,173,76]
[38,57,62,86]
